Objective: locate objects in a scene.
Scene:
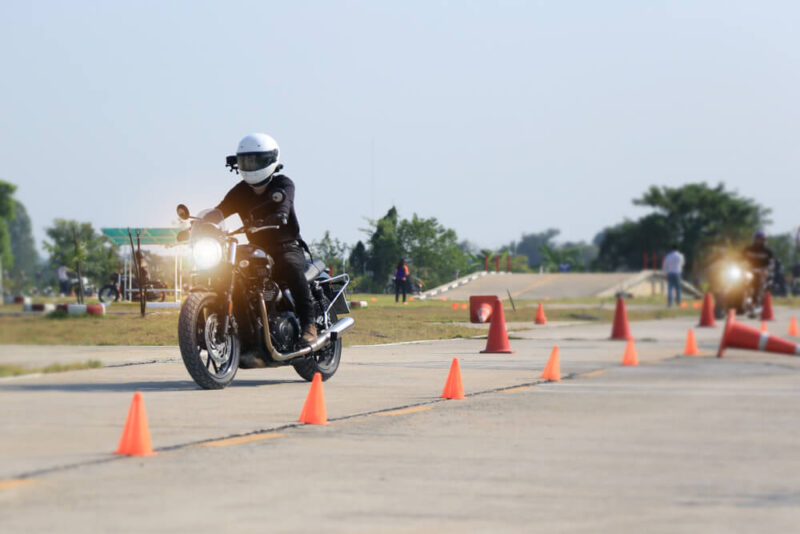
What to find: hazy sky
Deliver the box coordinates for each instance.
[1,1,798,255]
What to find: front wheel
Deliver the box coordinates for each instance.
[98,284,119,303]
[178,292,240,389]
[293,308,342,382]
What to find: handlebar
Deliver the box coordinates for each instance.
[247,225,281,234]
[225,225,281,237]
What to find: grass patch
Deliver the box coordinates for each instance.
[0,359,103,377]
[0,293,703,347]
[0,311,180,345]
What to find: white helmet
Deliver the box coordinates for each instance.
[236,133,280,187]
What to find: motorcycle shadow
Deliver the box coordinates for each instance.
[0,378,300,393]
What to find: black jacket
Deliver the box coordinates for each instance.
[215,174,302,249]
[743,243,774,270]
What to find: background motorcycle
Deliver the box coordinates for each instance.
[70,276,95,298]
[708,256,770,319]
[174,204,354,389]
[98,273,167,303]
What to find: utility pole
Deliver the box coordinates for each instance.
[370,137,375,221]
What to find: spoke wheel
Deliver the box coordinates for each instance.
[292,304,342,382]
[98,285,119,303]
[179,293,239,389]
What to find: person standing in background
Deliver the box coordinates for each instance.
[57,264,70,296]
[395,258,409,303]
[663,244,685,307]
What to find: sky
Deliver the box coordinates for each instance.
[1,1,799,256]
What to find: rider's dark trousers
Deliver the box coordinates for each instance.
[270,242,315,328]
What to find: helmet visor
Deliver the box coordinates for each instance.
[237,150,278,172]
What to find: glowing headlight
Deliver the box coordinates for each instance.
[192,238,223,270]
[724,264,743,283]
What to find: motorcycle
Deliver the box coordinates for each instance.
[70,276,95,298]
[174,203,354,389]
[98,273,167,303]
[708,255,770,319]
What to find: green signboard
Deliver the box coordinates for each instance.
[101,228,183,246]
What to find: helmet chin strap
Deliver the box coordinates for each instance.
[250,174,273,189]
[248,164,282,192]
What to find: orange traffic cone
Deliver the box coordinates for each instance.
[116,392,156,456]
[717,318,800,358]
[481,299,514,353]
[451,302,459,310]
[789,316,799,336]
[441,358,465,399]
[761,291,775,321]
[470,295,497,323]
[621,337,639,366]
[535,302,547,325]
[698,292,716,327]
[461,303,468,310]
[541,346,561,381]
[683,329,699,356]
[761,321,768,332]
[611,297,631,340]
[298,373,328,425]
[716,309,736,357]
[476,303,492,323]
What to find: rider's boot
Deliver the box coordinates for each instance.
[301,324,318,346]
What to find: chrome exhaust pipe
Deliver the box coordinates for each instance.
[258,292,355,363]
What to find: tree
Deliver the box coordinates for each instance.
[310,231,347,271]
[7,201,39,292]
[539,243,586,272]
[595,183,770,277]
[0,180,16,271]
[398,214,469,288]
[44,220,119,289]
[768,232,794,273]
[511,229,560,268]
[594,214,671,271]
[348,240,368,275]
[366,207,403,290]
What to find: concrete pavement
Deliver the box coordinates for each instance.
[2,310,800,532]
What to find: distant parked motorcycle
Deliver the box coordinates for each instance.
[98,273,167,303]
[70,276,95,298]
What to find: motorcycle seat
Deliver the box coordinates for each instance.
[304,259,327,282]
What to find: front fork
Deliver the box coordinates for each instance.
[219,240,238,340]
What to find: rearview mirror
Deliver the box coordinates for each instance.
[176,204,190,220]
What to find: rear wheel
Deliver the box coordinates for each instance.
[292,304,342,382]
[178,292,239,389]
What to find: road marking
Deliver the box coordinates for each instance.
[375,406,433,417]
[499,386,533,394]
[510,274,559,299]
[199,432,284,448]
[579,369,608,378]
[0,478,35,490]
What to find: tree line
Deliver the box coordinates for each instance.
[0,179,789,296]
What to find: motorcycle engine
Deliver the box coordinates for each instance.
[270,312,300,353]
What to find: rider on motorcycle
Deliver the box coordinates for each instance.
[743,230,774,301]
[211,133,317,346]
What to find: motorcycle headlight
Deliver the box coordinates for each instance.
[192,238,223,270]
[724,264,743,284]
